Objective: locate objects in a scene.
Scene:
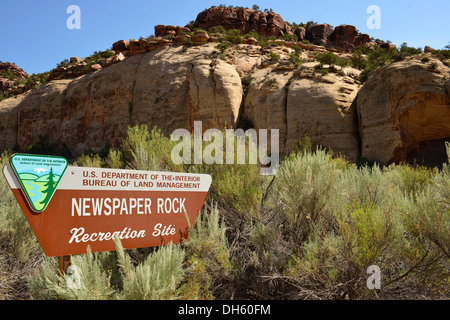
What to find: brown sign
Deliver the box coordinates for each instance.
[3,162,211,257]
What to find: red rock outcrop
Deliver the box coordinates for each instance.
[330,25,358,51]
[294,27,306,41]
[306,24,334,47]
[0,62,28,79]
[112,40,130,53]
[0,62,29,95]
[379,42,397,51]
[355,33,372,47]
[194,7,290,37]
[154,25,191,37]
[191,7,393,52]
[424,45,435,53]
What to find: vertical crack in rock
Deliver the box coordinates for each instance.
[130,54,146,124]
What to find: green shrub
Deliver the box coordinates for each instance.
[291,45,303,54]
[317,51,339,66]
[104,149,123,169]
[400,180,449,260]
[215,41,232,53]
[189,136,264,216]
[3,124,450,300]
[0,69,16,80]
[181,202,231,299]
[56,59,70,68]
[29,248,114,300]
[386,164,433,197]
[351,46,399,82]
[289,52,302,67]
[243,31,260,39]
[115,239,186,300]
[223,29,243,45]
[351,50,368,70]
[431,49,450,61]
[399,42,423,56]
[268,50,280,62]
[241,75,254,87]
[208,25,226,34]
[282,34,298,42]
[76,153,103,168]
[275,149,341,244]
[264,77,278,86]
[122,125,184,172]
[0,152,40,261]
[0,91,13,102]
[337,202,394,268]
[84,50,115,65]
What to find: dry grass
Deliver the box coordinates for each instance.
[0,232,42,300]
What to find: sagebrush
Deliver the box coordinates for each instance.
[0,127,448,300]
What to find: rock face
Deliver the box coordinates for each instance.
[243,62,360,160]
[188,59,243,129]
[0,45,243,155]
[285,74,359,161]
[356,57,450,165]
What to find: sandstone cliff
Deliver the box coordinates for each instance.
[356,57,450,166]
[0,42,364,161]
[0,7,448,167]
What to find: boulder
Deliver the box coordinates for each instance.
[191,30,209,44]
[129,39,147,55]
[243,37,257,45]
[70,57,84,64]
[424,45,435,53]
[0,78,13,92]
[112,40,130,53]
[154,25,167,37]
[355,33,372,47]
[329,24,357,51]
[91,64,102,71]
[306,24,334,46]
[176,26,191,34]
[380,42,397,51]
[174,34,191,44]
[294,27,306,41]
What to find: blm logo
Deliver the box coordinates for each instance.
[10,154,68,213]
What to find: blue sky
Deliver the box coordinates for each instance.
[1,0,449,75]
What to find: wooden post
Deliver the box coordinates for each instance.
[58,255,71,275]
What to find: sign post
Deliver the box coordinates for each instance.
[3,154,212,258]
